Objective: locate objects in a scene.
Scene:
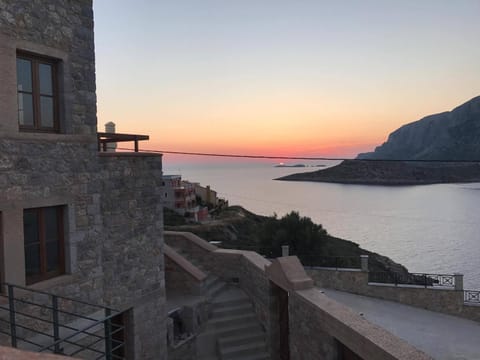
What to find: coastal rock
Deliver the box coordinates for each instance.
[277,160,480,185]
[358,95,480,160]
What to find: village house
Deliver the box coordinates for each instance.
[162,175,209,222]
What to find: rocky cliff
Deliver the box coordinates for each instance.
[358,96,480,160]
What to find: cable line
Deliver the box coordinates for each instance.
[117,147,480,163]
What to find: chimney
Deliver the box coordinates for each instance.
[104,122,117,152]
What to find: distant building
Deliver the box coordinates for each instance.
[162,175,206,221]
[194,184,218,207]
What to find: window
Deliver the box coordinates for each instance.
[17,52,59,132]
[24,206,65,284]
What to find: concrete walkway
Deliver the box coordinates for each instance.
[322,289,480,360]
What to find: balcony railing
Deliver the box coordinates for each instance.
[97,132,149,153]
[464,290,480,304]
[0,283,127,359]
[368,272,455,288]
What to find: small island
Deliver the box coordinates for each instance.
[274,163,306,168]
[274,163,326,168]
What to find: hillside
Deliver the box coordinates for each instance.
[165,206,410,275]
[358,96,480,160]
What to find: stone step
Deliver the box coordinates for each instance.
[208,281,228,298]
[218,332,265,348]
[221,351,270,360]
[220,341,266,359]
[210,314,257,329]
[215,322,263,339]
[211,303,253,319]
[212,297,250,310]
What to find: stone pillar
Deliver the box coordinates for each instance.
[454,273,464,291]
[104,121,117,152]
[281,245,289,257]
[1,209,26,286]
[360,255,369,272]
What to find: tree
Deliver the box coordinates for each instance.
[260,211,327,262]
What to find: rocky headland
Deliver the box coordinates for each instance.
[278,95,480,185]
[277,159,480,185]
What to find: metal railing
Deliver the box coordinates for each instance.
[0,283,126,359]
[464,290,480,304]
[215,244,361,269]
[297,255,361,269]
[368,272,455,288]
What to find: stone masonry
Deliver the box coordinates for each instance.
[0,1,167,359]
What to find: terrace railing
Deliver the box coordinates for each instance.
[0,283,127,359]
[464,290,480,304]
[97,132,149,153]
[297,255,361,269]
[214,244,362,269]
[368,271,456,288]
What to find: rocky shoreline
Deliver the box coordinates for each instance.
[276,160,480,185]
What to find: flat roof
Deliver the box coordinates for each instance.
[322,288,480,360]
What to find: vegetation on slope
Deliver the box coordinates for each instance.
[165,206,409,275]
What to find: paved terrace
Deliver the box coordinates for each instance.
[322,288,480,360]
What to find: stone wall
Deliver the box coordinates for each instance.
[0,143,166,359]
[165,256,203,296]
[307,268,480,323]
[290,288,431,360]
[99,153,166,360]
[0,0,96,135]
[1,2,168,359]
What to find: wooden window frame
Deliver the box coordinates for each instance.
[17,51,60,133]
[24,206,65,285]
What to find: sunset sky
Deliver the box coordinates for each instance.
[93,0,480,161]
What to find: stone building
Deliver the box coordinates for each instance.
[0,1,166,359]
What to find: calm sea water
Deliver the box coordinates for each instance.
[164,160,480,289]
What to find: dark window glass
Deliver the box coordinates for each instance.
[44,207,58,242]
[25,244,41,276]
[23,206,65,284]
[40,97,54,128]
[17,53,59,131]
[39,63,53,95]
[18,93,34,126]
[16,58,32,92]
[23,210,39,245]
[46,241,59,272]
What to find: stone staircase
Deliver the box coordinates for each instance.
[166,246,270,360]
[211,287,270,360]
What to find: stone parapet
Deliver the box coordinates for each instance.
[307,268,480,323]
[290,288,432,360]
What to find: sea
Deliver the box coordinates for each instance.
[164,160,480,290]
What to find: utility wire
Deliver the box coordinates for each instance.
[117,147,480,163]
